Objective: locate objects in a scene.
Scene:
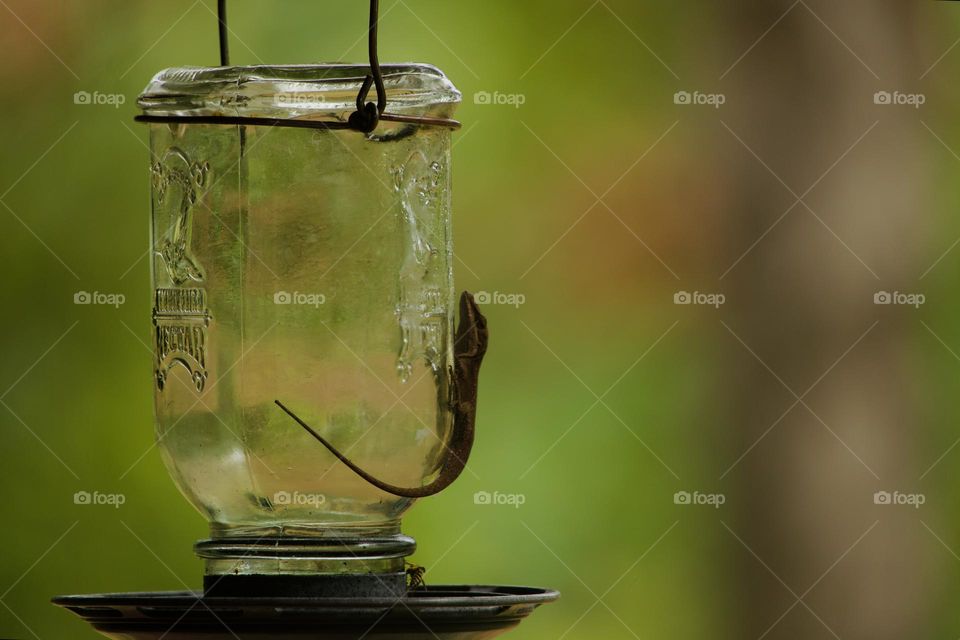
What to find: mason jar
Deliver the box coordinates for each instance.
[139,63,461,595]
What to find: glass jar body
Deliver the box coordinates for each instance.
[146,65,459,541]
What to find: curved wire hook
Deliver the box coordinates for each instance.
[348,0,387,132]
[217,0,389,133]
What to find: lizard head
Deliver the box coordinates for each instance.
[456,291,489,361]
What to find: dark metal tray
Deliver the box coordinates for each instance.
[53,585,559,640]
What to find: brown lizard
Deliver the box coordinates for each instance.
[274,290,488,498]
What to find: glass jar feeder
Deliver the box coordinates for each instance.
[141,60,483,596]
[55,7,556,639]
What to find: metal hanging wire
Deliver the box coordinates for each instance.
[347,0,388,132]
[217,0,229,67]
[135,0,460,132]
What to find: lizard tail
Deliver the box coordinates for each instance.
[274,399,446,498]
[274,291,488,499]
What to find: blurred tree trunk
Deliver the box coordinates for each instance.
[718,1,933,638]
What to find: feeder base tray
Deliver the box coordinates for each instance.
[53,585,559,640]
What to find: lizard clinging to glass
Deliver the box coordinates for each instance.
[274,290,488,498]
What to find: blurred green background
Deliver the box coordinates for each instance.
[3,1,960,638]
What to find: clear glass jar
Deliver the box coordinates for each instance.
[141,64,460,556]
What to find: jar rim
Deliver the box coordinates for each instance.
[138,62,461,121]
